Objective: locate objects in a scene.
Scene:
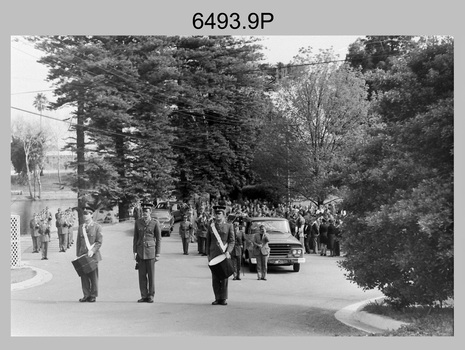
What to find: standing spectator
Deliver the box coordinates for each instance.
[231,222,245,280]
[303,216,312,254]
[179,214,194,255]
[319,218,329,256]
[76,206,103,302]
[29,213,40,253]
[133,202,161,303]
[56,208,66,252]
[327,219,337,257]
[206,205,234,306]
[195,207,209,256]
[333,219,342,257]
[295,210,306,247]
[311,216,320,254]
[252,224,270,281]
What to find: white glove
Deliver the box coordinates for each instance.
[87,250,94,257]
[225,251,231,259]
[134,252,137,260]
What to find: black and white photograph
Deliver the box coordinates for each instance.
[5,0,461,346]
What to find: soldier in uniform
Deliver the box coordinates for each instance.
[29,213,40,253]
[231,221,245,280]
[179,214,194,255]
[55,208,66,252]
[133,202,161,303]
[206,205,235,306]
[76,206,102,302]
[39,208,52,260]
[195,207,209,256]
[66,208,75,249]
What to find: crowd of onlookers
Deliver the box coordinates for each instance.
[175,196,345,257]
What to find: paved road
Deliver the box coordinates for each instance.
[11,220,383,336]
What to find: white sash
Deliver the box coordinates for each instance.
[83,225,95,251]
[210,222,227,253]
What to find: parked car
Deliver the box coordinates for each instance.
[155,201,183,222]
[151,209,174,237]
[243,217,305,272]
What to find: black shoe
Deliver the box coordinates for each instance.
[138,298,147,303]
[201,253,207,256]
[232,277,237,280]
[261,277,267,281]
[79,297,88,302]
[212,300,220,305]
[87,297,96,302]
[146,297,154,303]
[219,299,227,305]
[237,277,241,280]
[41,257,46,260]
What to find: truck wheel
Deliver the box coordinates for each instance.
[293,263,300,272]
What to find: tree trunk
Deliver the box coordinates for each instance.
[24,147,34,199]
[37,167,42,199]
[76,101,86,225]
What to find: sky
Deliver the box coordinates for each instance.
[10,35,361,117]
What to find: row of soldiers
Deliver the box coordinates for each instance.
[29,207,76,260]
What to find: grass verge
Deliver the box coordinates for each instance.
[363,299,454,336]
[11,267,36,284]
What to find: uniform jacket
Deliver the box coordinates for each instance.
[206,220,234,262]
[231,228,245,257]
[133,218,161,260]
[195,214,209,238]
[252,231,270,256]
[76,221,103,261]
[38,221,51,242]
[179,220,194,239]
[29,218,40,237]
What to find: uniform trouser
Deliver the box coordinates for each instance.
[138,258,155,298]
[231,253,242,278]
[299,236,305,249]
[31,236,40,252]
[81,266,99,298]
[58,233,67,251]
[181,237,190,254]
[68,227,74,247]
[197,236,206,254]
[256,253,269,279]
[212,273,228,301]
[312,236,319,253]
[41,241,49,258]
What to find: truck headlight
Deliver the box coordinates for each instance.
[292,249,302,256]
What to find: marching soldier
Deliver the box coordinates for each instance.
[133,202,161,303]
[195,207,209,256]
[179,214,194,255]
[231,221,245,280]
[56,208,66,252]
[38,208,52,260]
[29,213,40,253]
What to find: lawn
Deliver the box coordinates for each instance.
[364,299,454,336]
[11,171,75,193]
